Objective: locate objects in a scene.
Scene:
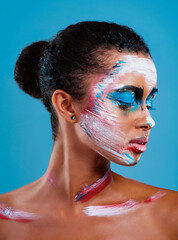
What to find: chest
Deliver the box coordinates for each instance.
[1,210,173,240]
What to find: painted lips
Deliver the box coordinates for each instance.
[125,137,148,153]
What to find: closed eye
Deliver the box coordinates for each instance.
[107,91,135,104]
[106,91,136,110]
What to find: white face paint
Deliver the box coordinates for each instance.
[117,55,157,90]
[145,116,155,128]
[79,54,157,166]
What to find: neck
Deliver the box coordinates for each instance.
[42,136,111,206]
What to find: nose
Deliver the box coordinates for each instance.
[135,107,155,130]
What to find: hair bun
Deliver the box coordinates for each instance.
[14,41,48,99]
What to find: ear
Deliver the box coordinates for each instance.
[52,89,77,123]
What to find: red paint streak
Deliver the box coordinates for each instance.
[0,204,38,223]
[74,168,112,203]
[81,169,112,203]
[101,200,139,209]
[84,191,167,216]
[144,191,167,203]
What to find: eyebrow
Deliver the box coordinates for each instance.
[115,85,158,93]
[113,85,158,100]
[148,87,158,97]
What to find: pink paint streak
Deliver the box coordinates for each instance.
[0,204,39,223]
[84,191,167,217]
[74,168,112,203]
[144,191,166,203]
[47,171,57,187]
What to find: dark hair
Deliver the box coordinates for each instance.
[14,21,151,142]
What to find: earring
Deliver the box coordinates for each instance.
[71,115,76,120]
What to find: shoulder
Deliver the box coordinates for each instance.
[0,177,42,213]
[0,182,34,205]
[112,171,176,197]
[0,182,35,237]
[156,189,178,236]
[0,178,43,229]
[113,172,178,236]
[0,191,13,235]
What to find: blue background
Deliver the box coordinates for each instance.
[0,0,177,194]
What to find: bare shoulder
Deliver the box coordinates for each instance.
[112,172,178,236]
[0,177,42,209]
[0,179,42,237]
[112,171,177,197]
[145,189,178,238]
[156,189,178,235]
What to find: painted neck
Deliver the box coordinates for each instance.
[74,167,112,203]
[43,137,111,205]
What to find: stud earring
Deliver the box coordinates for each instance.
[71,115,76,120]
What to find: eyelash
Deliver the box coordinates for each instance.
[116,99,156,111]
[110,91,135,110]
[116,101,135,110]
[146,99,156,110]
[109,91,157,111]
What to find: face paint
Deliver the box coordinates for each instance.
[145,116,155,128]
[83,191,166,217]
[74,168,112,203]
[47,171,57,187]
[107,86,143,115]
[144,191,166,203]
[0,204,39,222]
[79,55,157,165]
[84,200,139,217]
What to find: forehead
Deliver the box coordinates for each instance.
[91,54,157,94]
[116,55,157,77]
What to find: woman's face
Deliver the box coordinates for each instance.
[77,53,157,166]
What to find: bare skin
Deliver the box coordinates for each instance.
[0,52,177,240]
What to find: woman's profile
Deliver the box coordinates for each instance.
[0,21,177,239]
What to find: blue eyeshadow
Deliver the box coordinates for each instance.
[107,91,135,104]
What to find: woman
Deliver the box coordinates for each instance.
[0,21,177,239]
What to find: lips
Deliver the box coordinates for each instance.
[125,137,149,153]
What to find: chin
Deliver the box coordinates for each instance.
[111,155,141,167]
[94,145,142,166]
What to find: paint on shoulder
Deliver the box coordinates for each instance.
[144,190,167,203]
[0,202,39,223]
[83,190,167,217]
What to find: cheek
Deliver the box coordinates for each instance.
[84,92,121,126]
[79,100,136,165]
[79,94,137,165]
[80,95,127,145]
